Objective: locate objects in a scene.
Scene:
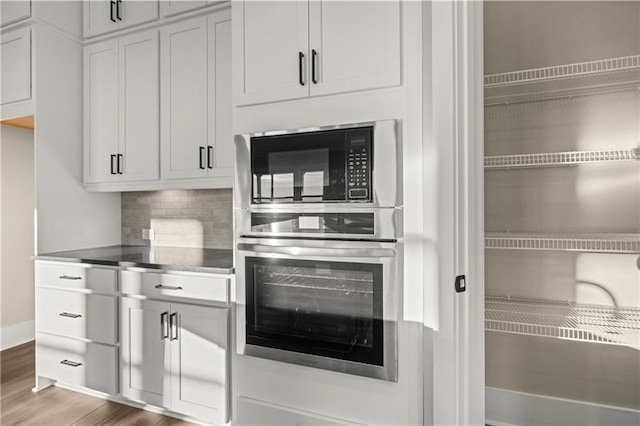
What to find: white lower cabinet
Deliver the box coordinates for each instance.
[35,261,119,395]
[120,296,229,424]
[36,333,118,395]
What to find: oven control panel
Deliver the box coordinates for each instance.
[346,131,372,200]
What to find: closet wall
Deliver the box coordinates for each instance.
[484,0,640,414]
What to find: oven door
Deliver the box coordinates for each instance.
[235,237,399,382]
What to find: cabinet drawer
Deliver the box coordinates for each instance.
[37,288,116,344]
[36,333,117,394]
[121,270,229,303]
[36,262,117,293]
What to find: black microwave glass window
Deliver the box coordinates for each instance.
[250,126,373,203]
[245,257,384,366]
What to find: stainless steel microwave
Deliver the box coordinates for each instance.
[235,120,401,209]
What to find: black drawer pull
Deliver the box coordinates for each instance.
[155,285,183,291]
[60,360,82,367]
[207,146,213,169]
[59,312,82,319]
[116,0,122,21]
[110,1,116,22]
[59,275,82,280]
[117,154,123,174]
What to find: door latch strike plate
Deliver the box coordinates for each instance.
[455,275,466,293]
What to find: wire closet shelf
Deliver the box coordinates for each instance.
[486,296,640,348]
[485,233,640,254]
[485,148,640,169]
[484,54,640,106]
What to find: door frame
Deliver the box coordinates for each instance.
[425,1,485,424]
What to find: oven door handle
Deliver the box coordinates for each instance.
[236,243,395,258]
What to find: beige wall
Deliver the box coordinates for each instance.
[484,1,640,74]
[0,125,35,329]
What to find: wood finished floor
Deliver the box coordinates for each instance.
[0,341,194,425]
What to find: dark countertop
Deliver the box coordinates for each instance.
[36,245,234,274]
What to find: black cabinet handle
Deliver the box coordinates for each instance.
[312,49,318,84]
[60,360,82,367]
[59,275,82,280]
[161,311,169,340]
[199,146,205,169]
[116,0,122,21]
[169,312,178,341]
[298,52,305,86]
[59,312,82,319]
[117,154,123,174]
[154,284,183,291]
[110,1,116,22]
[207,146,213,169]
[110,154,116,175]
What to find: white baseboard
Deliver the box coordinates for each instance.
[486,387,640,426]
[0,320,35,351]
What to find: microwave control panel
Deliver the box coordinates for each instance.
[346,129,372,200]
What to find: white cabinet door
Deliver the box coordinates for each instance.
[160,0,207,17]
[234,0,309,106]
[84,40,119,184]
[84,0,158,38]
[118,0,159,30]
[160,17,209,179]
[119,30,159,182]
[0,27,31,105]
[120,297,170,407]
[308,0,400,97]
[84,0,119,38]
[207,11,233,179]
[170,303,229,424]
[1,0,31,27]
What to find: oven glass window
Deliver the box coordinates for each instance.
[245,257,384,366]
[250,127,372,203]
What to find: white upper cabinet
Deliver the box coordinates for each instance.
[161,9,233,183]
[84,0,159,38]
[84,30,159,184]
[84,40,119,183]
[234,0,401,106]
[0,27,31,106]
[308,0,400,96]
[160,16,208,180]
[1,0,31,27]
[207,12,233,179]
[234,0,309,106]
[160,0,207,17]
[119,30,160,182]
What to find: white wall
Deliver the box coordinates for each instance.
[33,22,121,254]
[0,125,35,349]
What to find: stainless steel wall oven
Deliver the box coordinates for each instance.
[235,120,401,382]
